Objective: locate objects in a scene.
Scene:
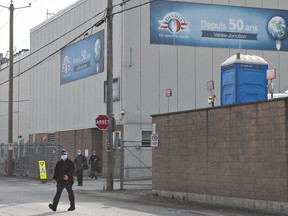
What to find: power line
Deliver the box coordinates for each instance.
[0,0,39,31]
[113,0,158,16]
[0,0,77,51]
[0,22,98,86]
[16,9,105,55]
[0,0,156,87]
[0,2,10,13]
[0,8,107,70]
[0,2,10,30]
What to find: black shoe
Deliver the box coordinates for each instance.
[49,204,56,212]
[95,176,97,179]
[68,206,75,211]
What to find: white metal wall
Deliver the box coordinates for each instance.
[121,0,288,140]
[1,0,288,143]
[29,0,123,135]
[0,53,30,143]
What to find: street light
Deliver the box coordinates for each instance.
[0,0,31,176]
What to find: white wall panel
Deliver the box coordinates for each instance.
[279,0,288,10]
[123,0,141,124]
[3,0,285,141]
[139,2,159,121]
[262,0,277,9]
[229,0,245,7]
[177,46,196,110]
[159,46,178,113]
[194,48,213,109]
[29,0,111,134]
[279,52,288,92]
[212,0,229,5]
[245,0,262,8]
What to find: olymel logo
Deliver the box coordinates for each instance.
[62,56,71,74]
[158,12,190,33]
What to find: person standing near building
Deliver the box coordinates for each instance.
[49,149,75,212]
[74,149,87,186]
[89,150,100,179]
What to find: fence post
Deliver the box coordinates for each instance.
[120,139,124,190]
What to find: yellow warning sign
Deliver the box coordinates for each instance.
[38,160,47,180]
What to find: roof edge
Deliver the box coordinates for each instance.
[30,0,87,33]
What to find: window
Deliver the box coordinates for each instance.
[48,133,56,143]
[141,130,152,147]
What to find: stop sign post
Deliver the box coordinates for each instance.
[95,115,110,130]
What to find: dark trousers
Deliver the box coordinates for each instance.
[53,183,75,208]
[76,170,83,185]
[90,170,98,178]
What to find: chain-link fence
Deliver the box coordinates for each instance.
[0,140,152,189]
[0,142,62,179]
[120,140,152,189]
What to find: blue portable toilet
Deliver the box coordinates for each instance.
[221,53,268,106]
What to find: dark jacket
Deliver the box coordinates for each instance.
[88,154,100,171]
[74,154,87,171]
[53,158,74,185]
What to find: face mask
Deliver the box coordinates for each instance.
[61,155,67,160]
[78,153,81,155]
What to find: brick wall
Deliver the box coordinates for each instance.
[152,99,288,204]
[30,127,123,178]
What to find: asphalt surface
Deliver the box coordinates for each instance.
[0,175,286,216]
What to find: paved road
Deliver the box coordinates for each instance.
[0,176,283,216]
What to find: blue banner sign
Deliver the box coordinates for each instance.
[60,30,104,84]
[150,1,288,51]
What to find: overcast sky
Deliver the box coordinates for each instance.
[0,0,78,55]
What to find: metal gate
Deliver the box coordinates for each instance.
[0,142,62,179]
[120,140,152,189]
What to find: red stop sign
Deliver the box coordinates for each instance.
[95,115,110,130]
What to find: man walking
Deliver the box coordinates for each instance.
[49,149,75,212]
[89,150,100,179]
[74,149,87,186]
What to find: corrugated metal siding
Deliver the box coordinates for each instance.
[1,0,288,143]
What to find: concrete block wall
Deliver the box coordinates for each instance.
[152,99,288,207]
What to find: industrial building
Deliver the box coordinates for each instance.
[0,0,288,178]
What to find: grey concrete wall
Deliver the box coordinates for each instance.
[152,98,288,214]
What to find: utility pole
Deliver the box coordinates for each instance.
[0,0,31,176]
[7,0,14,177]
[106,0,114,191]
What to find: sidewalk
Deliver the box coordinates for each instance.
[73,177,280,216]
[73,177,154,206]
[74,176,152,191]
[1,175,282,216]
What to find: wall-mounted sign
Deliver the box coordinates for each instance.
[60,30,104,84]
[151,133,159,147]
[166,88,172,97]
[151,1,288,51]
[266,69,276,80]
[104,78,120,103]
[206,80,214,91]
